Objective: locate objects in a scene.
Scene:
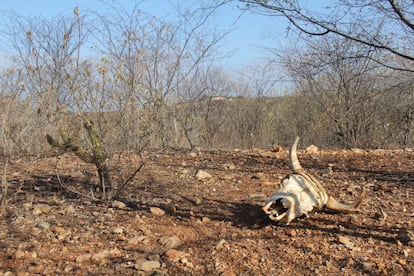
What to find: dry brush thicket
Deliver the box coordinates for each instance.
[0,5,413,156]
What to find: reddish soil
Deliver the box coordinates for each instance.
[0,148,413,275]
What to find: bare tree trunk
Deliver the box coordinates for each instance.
[403,109,413,146]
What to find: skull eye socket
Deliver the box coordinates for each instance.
[268,198,289,218]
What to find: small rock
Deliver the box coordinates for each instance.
[76,253,92,263]
[188,152,198,158]
[261,180,275,186]
[351,148,365,154]
[53,226,65,233]
[398,259,407,266]
[15,249,25,259]
[32,204,52,215]
[169,194,183,202]
[221,266,236,276]
[159,235,183,251]
[152,270,169,276]
[215,239,227,250]
[23,202,33,209]
[112,227,124,235]
[287,229,297,237]
[201,216,211,223]
[147,254,161,261]
[180,256,193,268]
[180,168,191,175]
[161,203,176,214]
[111,200,126,209]
[92,250,110,262]
[304,243,314,252]
[153,197,172,205]
[224,163,236,170]
[29,251,38,260]
[195,169,212,180]
[397,228,414,244]
[92,211,101,217]
[36,221,50,230]
[64,265,74,272]
[373,208,387,221]
[90,249,121,262]
[337,235,356,250]
[375,183,391,192]
[306,144,319,154]
[271,145,283,153]
[124,236,148,250]
[193,197,202,205]
[220,174,234,180]
[135,260,161,272]
[164,248,186,262]
[109,248,122,258]
[150,207,166,216]
[64,205,76,214]
[27,263,44,274]
[128,235,148,245]
[57,230,72,240]
[361,261,375,273]
[251,173,264,180]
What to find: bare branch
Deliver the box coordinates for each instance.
[238,0,414,67]
[388,0,414,31]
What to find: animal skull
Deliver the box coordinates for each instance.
[263,136,365,224]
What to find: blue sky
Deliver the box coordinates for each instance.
[0,0,291,71]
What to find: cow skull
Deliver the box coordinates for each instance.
[263,136,365,224]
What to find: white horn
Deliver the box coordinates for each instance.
[326,187,366,213]
[289,136,302,171]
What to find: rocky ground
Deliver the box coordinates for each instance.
[0,147,413,275]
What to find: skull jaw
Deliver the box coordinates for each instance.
[262,194,303,224]
[262,198,289,222]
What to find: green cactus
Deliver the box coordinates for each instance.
[46,117,112,200]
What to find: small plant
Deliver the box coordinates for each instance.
[46,116,143,202]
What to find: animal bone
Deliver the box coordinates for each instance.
[262,136,365,224]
